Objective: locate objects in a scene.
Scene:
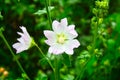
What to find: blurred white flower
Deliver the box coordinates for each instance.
[44,18,80,55]
[12,26,32,53]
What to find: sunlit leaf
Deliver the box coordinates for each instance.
[34,6,54,15]
[35,70,48,80]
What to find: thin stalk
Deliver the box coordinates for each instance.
[45,0,52,28]
[0,32,30,80]
[54,56,59,80]
[92,16,99,53]
[33,42,55,72]
[75,13,99,80]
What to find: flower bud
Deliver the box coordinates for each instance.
[92,8,98,15]
[79,59,85,65]
[94,49,98,54]
[98,18,103,25]
[101,1,109,9]
[95,1,101,8]
[103,59,110,66]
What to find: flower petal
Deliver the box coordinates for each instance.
[17,38,25,44]
[71,39,80,48]
[16,47,24,53]
[12,43,21,49]
[20,26,30,38]
[12,43,24,54]
[48,44,65,55]
[68,25,78,37]
[45,40,55,46]
[64,39,80,54]
[52,20,59,31]
[61,18,68,27]
[65,49,74,55]
[52,19,67,33]
[17,32,23,36]
[44,30,55,40]
[16,46,26,53]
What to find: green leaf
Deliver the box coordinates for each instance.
[78,50,90,59]
[62,74,74,80]
[35,70,48,80]
[34,6,54,15]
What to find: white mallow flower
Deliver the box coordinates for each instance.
[12,26,32,53]
[44,18,80,55]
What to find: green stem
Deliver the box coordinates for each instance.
[75,10,99,80]
[92,17,98,53]
[45,0,52,28]
[75,57,91,80]
[55,56,59,80]
[33,42,55,72]
[0,32,30,80]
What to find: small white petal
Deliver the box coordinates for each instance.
[20,26,30,38]
[71,39,80,48]
[16,46,25,53]
[45,40,55,46]
[16,48,23,53]
[17,32,23,36]
[17,38,24,44]
[12,43,21,49]
[44,30,55,40]
[64,39,80,55]
[48,44,65,55]
[52,20,60,31]
[65,49,74,55]
[68,25,78,37]
[52,19,68,33]
[61,18,68,27]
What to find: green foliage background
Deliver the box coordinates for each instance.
[0,0,120,80]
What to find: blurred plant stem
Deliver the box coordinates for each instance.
[45,0,52,28]
[54,56,59,80]
[33,41,60,80]
[0,27,30,80]
[75,20,99,80]
[33,42,55,72]
[75,0,109,79]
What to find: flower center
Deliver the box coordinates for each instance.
[57,33,66,44]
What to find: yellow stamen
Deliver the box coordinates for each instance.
[57,33,66,44]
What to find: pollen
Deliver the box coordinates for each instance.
[57,33,66,44]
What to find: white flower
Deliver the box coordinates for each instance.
[44,18,80,55]
[12,26,32,53]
